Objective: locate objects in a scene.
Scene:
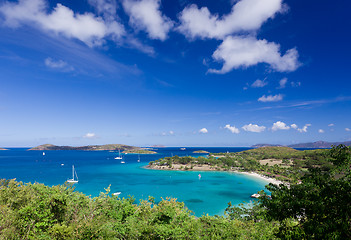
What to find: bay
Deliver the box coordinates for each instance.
[0,147,270,216]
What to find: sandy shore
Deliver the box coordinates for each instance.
[234,171,283,185]
[146,164,285,185]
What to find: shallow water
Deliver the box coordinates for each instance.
[0,147,269,216]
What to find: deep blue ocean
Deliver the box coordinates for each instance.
[0,147,272,216]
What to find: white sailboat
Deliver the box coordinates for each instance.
[137,154,140,162]
[115,149,122,160]
[42,152,45,156]
[67,165,78,183]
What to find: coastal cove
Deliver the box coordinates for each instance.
[0,147,274,216]
[146,163,283,186]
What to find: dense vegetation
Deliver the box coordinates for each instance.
[1,145,350,239]
[0,180,278,239]
[149,147,333,183]
[261,145,351,239]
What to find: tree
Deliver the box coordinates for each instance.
[261,145,351,239]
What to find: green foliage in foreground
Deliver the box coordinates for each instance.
[0,180,277,239]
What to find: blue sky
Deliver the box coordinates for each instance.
[0,0,350,147]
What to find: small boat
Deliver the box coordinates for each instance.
[180,148,186,150]
[121,160,125,164]
[251,193,260,198]
[113,192,121,196]
[137,154,140,162]
[42,152,45,156]
[115,149,123,160]
[67,165,78,183]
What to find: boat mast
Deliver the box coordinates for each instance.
[72,165,75,180]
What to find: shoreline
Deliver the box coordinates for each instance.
[235,171,283,185]
[145,164,284,186]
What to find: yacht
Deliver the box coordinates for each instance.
[67,165,78,183]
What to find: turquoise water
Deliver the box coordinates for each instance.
[0,147,269,216]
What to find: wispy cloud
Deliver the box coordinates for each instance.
[318,129,324,133]
[258,94,283,102]
[44,57,74,71]
[251,79,267,88]
[160,130,175,136]
[83,132,96,138]
[277,77,287,89]
[291,81,301,87]
[346,128,351,132]
[254,96,351,111]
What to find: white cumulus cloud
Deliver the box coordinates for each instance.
[122,0,173,40]
[290,124,298,129]
[297,124,311,133]
[224,124,240,134]
[272,121,290,131]
[0,0,125,47]
[242,123,266,133]
[208,36,300,74]
[178,0,284,40]
[44,57,74,71]
[199,128,208,134]
[258,94,283,102]
[318,129,324,133]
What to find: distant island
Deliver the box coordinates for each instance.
[193,150,210,154]
[29,144,157,154]
[252,140,351,149]
[0,147,8,150]
[123,149,157,154]
[251,144,283,148]
[149,145,166,148]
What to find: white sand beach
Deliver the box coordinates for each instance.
[147,164,285,185]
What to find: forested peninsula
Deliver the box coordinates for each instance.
[148,146,332,183]
[0,145,350,239]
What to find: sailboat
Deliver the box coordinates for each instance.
[42,152,45,156]
[67,165,78,183]
[115,149,122,160]
[137,154,140,162]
